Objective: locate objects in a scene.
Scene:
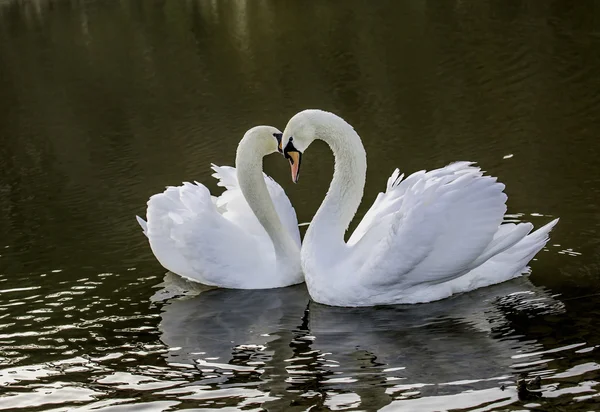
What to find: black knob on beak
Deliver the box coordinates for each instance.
[273,133,283,153]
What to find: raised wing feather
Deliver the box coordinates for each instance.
[144,181,267,288]
[139,164,300,288]
[350,162,512,289]
[211,164,301,248]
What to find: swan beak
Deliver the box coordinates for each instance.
[287,151,302,183]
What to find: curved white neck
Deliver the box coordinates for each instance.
[304,113,367,255]
[235,140,299,261]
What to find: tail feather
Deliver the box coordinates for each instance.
[470,223,533,269]
[448,218,559,294]
[493,218,559,263]
[509,218,558,257]
[136,216,148,237]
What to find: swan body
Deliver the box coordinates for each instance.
[137,126,303,289]
[280,109,558,306]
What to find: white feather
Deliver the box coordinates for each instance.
[137,126,302,289]
[282,109,558,306]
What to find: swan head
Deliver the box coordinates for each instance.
[280,111,321,183]
[241,125,284,156]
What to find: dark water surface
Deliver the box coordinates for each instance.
[1,0,600,410]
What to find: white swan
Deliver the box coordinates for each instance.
[137,126,303,289]
[280,109,559,306]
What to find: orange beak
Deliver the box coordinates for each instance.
[287,151,301,183]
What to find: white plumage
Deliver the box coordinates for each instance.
[281,109,558,306]
[137,126,302,289]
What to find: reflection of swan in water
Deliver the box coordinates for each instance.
[304,277,565,410]
[156,273,311,410]
[156,273,309,370]
[156,273,566,410]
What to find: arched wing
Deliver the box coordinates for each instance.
[349,162,512,289]
[143,181,266,287]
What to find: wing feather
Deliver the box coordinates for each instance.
[350,162,514,289]
[144,181,266,287]
[139,164,300,288]
[211,164,301,248]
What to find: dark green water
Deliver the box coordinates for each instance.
[1,0,600,410]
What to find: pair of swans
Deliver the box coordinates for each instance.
[137,109,558,307]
